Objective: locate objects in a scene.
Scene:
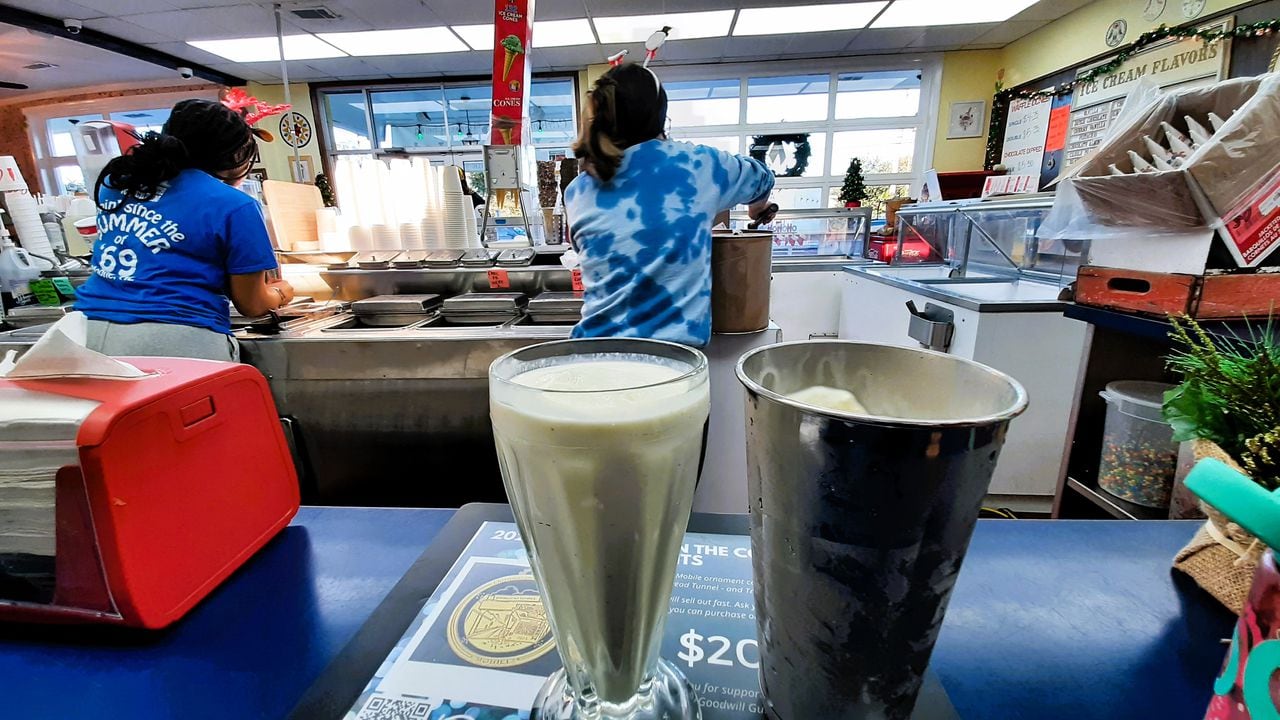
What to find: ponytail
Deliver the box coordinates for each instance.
[96,98,257,211]
[95,132,188,210]
[573,64,668,184]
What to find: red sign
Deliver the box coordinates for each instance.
[488,269,511,289]
[1221,171,1280,266]
[491,0,535,145]
[571,267,584,291]
[1045,104,1071,153]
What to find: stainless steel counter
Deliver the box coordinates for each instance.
[843,264,1070,313]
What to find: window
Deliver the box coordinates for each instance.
[747,74,829,124]
[25,91,217,195]
[317,76,577,174]
[661,60,938,214]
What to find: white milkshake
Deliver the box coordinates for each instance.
[491,352,709,707]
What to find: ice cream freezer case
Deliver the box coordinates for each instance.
[839,195,1091,513]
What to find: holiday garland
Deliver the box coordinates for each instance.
[983,17,1280,168]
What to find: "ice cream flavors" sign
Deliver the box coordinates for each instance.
[491,0,534,145]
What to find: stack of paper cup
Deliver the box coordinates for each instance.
[439,166,474,249]
[349,224,374,252]
[4,191,56,262]
[316,207,343,251]
[370,223,401,251]
[399,222,424,250]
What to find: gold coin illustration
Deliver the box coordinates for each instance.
[447,573,555,668]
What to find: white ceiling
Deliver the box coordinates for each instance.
[0,0,1095,90]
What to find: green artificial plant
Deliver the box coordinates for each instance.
[314,173,337,208]
[1163,316,1280,488]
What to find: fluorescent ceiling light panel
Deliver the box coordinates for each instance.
[733,2,887,36]
[452,24,494,51]
[534,18,597,47]
[593,10,735,43]
[187,35,346,62]
[317,27,468,56]
[872,0,1041,27]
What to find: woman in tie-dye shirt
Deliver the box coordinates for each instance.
[564,64,776,347]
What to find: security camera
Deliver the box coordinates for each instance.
[176,66,194,79]
[63,18,82,34]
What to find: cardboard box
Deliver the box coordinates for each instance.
[1048,74,1280,270]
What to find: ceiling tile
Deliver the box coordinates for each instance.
[207,62,278,82]
[722,35,791,58]
[531,46,602,69]
[144,40,236,66]
[907,24,995,49]
[968,20,1044,46]
[784,32,858,54]
[342,0,450,28]
[298,56,386,77]
[534,0,592,21]
[586,0,737,18]
[0,0,103,19]
[845,28,923,52]
[165,0,245,6]
[1012,0,1094,22]
[79,0,178,14]
[84,16,180,44]
[652,37,729,62]
[120,4,276,39]
[0,25,196,96]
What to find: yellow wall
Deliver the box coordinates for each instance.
[932,50,1002,172]
[930,0,1261,171]
[245,81,316,184]
[1003,0,1257,87]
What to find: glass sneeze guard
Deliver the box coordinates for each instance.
[727,207,872,258]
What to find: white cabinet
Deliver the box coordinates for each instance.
[840,272,1090,513]
[770,269,846,341]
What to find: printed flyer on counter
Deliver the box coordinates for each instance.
[346,522,765,720]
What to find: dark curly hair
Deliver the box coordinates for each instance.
[95,98,258,210]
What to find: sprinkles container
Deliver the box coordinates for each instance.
[1098,381,1178,509]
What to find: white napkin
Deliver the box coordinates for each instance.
[0,312,146,379]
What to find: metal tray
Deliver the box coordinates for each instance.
[352,294,442,316]
[528,291,584,313]
[442,292,527,314]
[460,249,499,267]
[353,251,403,269]
[424,250,466,268]
[528,313,581,325]
[495,248,536,267]
[436,312,522,325]
[392,250,431,269]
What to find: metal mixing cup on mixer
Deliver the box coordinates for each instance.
[736,341,1028,720]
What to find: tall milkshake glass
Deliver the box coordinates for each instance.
[490,338,709,720]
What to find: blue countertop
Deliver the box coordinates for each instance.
[0,510,1233,719]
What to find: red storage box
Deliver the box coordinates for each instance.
[0,359,298,628]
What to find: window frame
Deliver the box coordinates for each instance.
[23,89,220,195]
[312,73,579,178]
[655,56,942,212]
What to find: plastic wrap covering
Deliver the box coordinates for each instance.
[1042,74,1280,263]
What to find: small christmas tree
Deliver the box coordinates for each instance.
[838,158,867,207]
[314,172,337,208]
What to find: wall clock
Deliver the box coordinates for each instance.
[280,112,312,148]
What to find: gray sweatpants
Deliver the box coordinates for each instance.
[85,320,240,362]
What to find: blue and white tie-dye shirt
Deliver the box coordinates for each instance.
[564,139,774,347]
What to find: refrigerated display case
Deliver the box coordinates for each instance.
[886,193,1089,285]
[729,206,871,258]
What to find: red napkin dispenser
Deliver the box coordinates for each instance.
[0,359,298,629]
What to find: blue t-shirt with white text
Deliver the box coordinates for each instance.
[75,169,277,335]
[564,140,774,347]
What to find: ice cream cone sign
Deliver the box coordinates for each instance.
[500,128,513,144]
[501,35,524,82]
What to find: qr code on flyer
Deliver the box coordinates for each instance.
[357,696,431,720]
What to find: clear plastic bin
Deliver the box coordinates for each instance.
[1098,381,1179,508]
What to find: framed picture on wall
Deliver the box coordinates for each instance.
[247,167,268,184]
[947,100,986,139]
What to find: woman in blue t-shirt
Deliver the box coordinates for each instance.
[564,64,776,347]
[75,99,294,361]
